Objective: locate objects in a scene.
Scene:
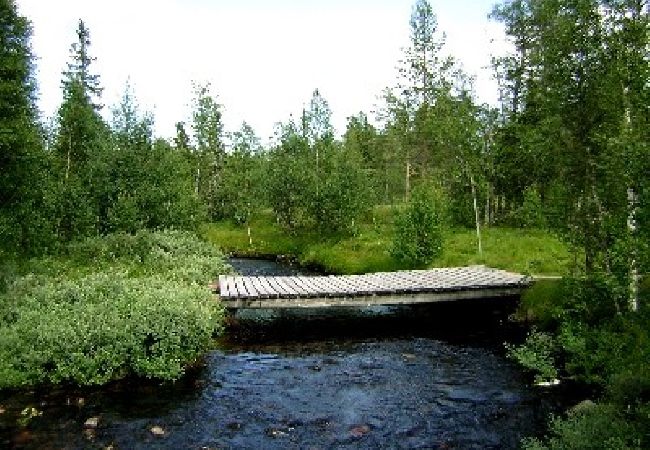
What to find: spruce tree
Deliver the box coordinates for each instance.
[53,19,107,241]
[0,0,53,253]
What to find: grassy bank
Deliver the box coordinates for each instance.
[201,207,571,276]
[0,230,231,388]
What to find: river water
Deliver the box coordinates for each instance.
[0,258,566,449]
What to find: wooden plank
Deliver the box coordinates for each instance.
[274,277,298,297]
[286,277,309,297]
[224,276,236,298]
[266,277,288,297]
[324,275,354,296]
[250,277,269,299]
[233,277,247,298]
[292,276,320,297]
[303,276,336,297]
[258,276,280,298]
[218,275,228,297]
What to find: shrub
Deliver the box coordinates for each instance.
[391,186,445,267]
[506,329,559,384]
[0,271,223,387]
[0,231,229,388]
[65,229,231,283]
[516,185,546,228]
[522,403,644,450]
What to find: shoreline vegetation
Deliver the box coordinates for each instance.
[0,231,231,389]
[201,207,572,277]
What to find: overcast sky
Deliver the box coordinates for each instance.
[17,0,508,143]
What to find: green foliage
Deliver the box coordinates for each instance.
[0,231,229,387]
[516,185,547,228]
[264,91,371,234]
[103,89,204,233]
[391,186,444,267]
[506,329,558,384]
[64,229,230,283]
[214,122,261,224]
[522,403,644,450]
[191,82,225,220]
[491,0,649,279]
[518,278,565,326]
[0,272,221,386]
[265,124,312,229]
[0,0,54,255]
[310,145,371,233]
[203,207,570,275]
[557,315,650,388]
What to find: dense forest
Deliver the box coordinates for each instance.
[1,0,649,447]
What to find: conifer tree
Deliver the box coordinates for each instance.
[0,0,53,253]
[53,19,107,241]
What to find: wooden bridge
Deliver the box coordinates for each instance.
[217,266,531,309]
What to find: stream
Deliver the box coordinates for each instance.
[0,258,569,449]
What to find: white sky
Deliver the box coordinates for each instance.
[17,0,509,144]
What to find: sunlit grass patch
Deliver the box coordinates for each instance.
[203,207,570,276]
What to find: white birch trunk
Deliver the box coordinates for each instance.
[627,188,639,312]
[470,174,483,255]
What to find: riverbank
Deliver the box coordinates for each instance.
[0,256,570,449]
[0,230,231,389]
[201,208,571,276]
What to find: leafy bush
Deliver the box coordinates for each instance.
[0,231,229,388]
[391,186,445,267]
[522,403,644,450]
[506,329,559,383]
[65,229,231,283]
[516,185,547,228]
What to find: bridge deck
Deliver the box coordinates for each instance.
[218,266,531,309]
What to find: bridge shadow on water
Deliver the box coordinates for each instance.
[224,296,525,348]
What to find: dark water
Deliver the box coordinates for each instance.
[0,258,568,449]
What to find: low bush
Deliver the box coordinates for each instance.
[506,329,559,383]
[522,403,644,450]
[391,186,445,268]
[0,231,229,388]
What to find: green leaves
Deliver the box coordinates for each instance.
[506,329,559,384]
[0,230,229,388]
[391,185,444,267]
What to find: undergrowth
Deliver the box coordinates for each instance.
[0,230,230,388]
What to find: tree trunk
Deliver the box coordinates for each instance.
[65,135,71,181]
[485,182,491,225]
[247,224,253,246]
[405,159,411,202]
[470,174,483,255]
[627,188,639,312]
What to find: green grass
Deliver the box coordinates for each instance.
[201,207,571,276]
[438,227,571,275]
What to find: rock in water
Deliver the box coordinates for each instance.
[84,417,100,429]
[150,425,166,436]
